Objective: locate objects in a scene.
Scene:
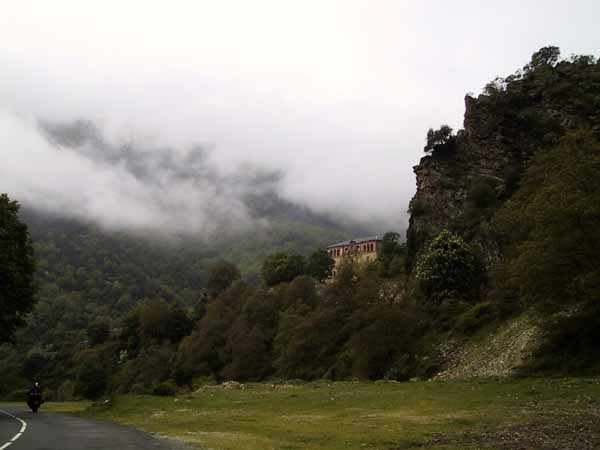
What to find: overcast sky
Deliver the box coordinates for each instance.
[1,0,599,237]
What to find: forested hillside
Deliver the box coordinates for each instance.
[0,198,367,398]
[1,47,599,401]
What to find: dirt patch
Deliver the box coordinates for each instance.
[362,412,472,424]
[424,407,600,450]
[281,414,326,422]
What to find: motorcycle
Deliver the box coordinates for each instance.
[27,391,43,413]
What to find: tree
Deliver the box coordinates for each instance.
[21,348,51,382]
[424,125,454,153]
[346,302,417,379]
[0,194,36,343]
[75,356,107,399]
[207,260,241,296]
[494,129,600,311]
[172,281,251,383]
[483,76,508,96]
[261,252,305,287]
[137,299,193,344]
[222,289,281,380]
[377,232,406,278]
[415,230,480,300]
[87,319,111,346]
[528,46,561,69]
[306,248,335,282]
[284,276,318,310]
[380,232,401,261]
[333,257,356,288]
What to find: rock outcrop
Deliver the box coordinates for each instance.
[406,52,600,268]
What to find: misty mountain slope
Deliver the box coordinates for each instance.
[0,118,374,397]
[20,119,373,291]
[23,198,365,309]
[23,209,207,310]
[0,200,367,396]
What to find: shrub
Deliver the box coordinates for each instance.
[152,380,177,396]
[408,199,428,217]
[76,360,107,399]
[129,383,150,395]
[415,230,481,301]
[56,380,76,401]
[7,389,28,402]
[424,125,454,153]
[453,302,495,335]
[468,179,497,209]
[520,306,600,375]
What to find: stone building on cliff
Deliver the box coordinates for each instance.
[327,236,382,278]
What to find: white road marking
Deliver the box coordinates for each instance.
[0,410,27,450]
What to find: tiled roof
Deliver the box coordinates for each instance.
[327,235,382,248]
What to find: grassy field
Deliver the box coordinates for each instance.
[85,378,600,450]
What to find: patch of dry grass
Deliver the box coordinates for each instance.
[86,378,600,450]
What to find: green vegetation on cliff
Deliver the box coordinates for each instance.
[407,46,600,375]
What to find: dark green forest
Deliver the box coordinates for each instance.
[1,47,599,400]
[0,201,365,398]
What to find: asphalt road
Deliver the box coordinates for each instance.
[0,405,189,450]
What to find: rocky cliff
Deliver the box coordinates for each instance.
[406,49,600,269]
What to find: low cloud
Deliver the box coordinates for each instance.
[1,112,278,237]
[1,1,598,238]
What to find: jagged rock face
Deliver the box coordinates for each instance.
[406,59,600,269]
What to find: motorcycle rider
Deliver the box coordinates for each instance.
[27,381,44,412]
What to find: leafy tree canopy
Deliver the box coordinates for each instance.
[528,45,561,69]
[0,194,36,343]
[415,229,480,301]
[306,248,335,282]
[207,260,241,296]
[137,299,193,344]
[494,129,600,311]
[378,232,406,278]
[261,252,306,287]
[424,125,454,153]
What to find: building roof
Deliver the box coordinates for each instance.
[327,235,382,248]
